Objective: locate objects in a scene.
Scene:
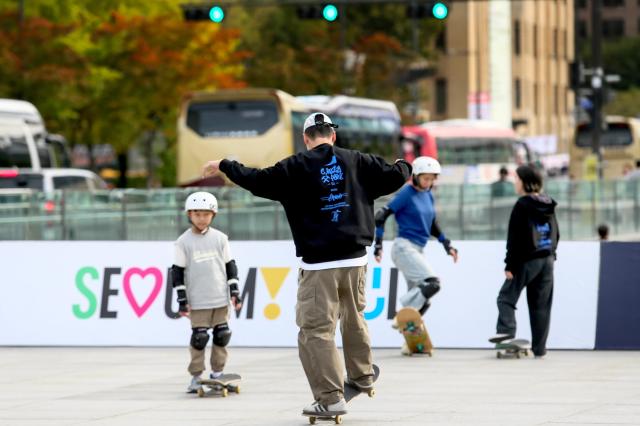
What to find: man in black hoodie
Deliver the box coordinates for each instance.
[202,112,411,417]
[489,165,559,358]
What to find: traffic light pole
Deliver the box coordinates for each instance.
[591,0,603,180]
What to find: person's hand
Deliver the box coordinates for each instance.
[178,304,191,317]
[373,238,383,263]
[448,247,459,263]
[231,297,243,312]
[442,239,458,263]
[505,270,513,280]
[203,160,222,178]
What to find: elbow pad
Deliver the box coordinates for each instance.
[225,260,239,285]
[374,206,392,229]
[171,265,187,307]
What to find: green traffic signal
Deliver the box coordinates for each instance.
[322,4,338,22]
[209,6,225,23]
[432,2,448,20]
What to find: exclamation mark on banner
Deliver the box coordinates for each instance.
[260,267,290,320]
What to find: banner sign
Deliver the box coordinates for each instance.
[0,241,599,348]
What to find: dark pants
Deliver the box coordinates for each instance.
[496,256,554,356]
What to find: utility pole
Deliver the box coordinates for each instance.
[590,0,604,179]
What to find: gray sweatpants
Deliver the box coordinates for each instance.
[391,237,437,309]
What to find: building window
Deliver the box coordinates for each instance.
[577,0,587,8]
[553,29,558,58]
[515,79,522,109]
[533,25,538,57]
[577,20,588,39]
[554,85,559,115]
[534,83,539,115]
[602,19,625,38]
[514,20,521,56]
[435,78,447,115]
[603,0,624,6]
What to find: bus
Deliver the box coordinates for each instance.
[403,119,535,184]
[570,116,640,180]
[177,88,402,186]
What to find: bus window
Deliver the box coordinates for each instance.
[576,123,633,148]
[0,136,31,168]
[186,100,279,138]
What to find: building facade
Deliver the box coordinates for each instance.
[576,0,640,39]
[424,0,575,154]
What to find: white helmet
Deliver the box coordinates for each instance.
[185,192,218,212]
[412,156,441,175]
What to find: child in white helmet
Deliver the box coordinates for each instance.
[374,156,458,353]
[170,191,242,393]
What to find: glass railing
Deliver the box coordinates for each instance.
[1,179,639,241]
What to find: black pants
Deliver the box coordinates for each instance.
[496,256,554,356]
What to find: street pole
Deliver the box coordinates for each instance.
[590,0,604,180]
[410,0,419,122]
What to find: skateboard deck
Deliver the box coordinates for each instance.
[395,307,433,356]
[304,364,380,425]
[196,373,241,397]
[495,338,531,359]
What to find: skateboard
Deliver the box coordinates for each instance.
[196,373,241,397]
[304,364,380,425]
[495,338,531,359]
[395,306,433,356]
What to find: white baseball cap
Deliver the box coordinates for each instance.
[303,112,339,132]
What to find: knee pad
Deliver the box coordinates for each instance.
[419,277,441,299]
[190,327,209,350]
[213,323,232,347]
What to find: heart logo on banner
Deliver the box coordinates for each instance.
[123,267,163,318]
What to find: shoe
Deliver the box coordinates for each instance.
[210,371,223,380]
[391,317,399,330]
[302,398,347,415]
[401,342,411,356]
[187,375,202,393]
[489,333,514,343]
[347,377,373,393]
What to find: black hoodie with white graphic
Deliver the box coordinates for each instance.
[505,194,560,272]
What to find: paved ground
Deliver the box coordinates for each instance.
[0,347,638,426]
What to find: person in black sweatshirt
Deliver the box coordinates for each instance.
[489,165,559,358]
[202,112,411,418]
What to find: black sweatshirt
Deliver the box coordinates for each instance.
[505,194,560,272]
[220,143,411,263]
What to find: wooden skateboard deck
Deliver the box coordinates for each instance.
[303,364,380,425]
[495,338,531,359]
[196,373,241,397]
[395,307,433,356]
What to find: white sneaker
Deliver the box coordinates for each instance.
[401,342,411,356]
[391,317,399,330]
[187,375,202,393]
[489,333,514,344]
[302,398,347,415]
[210,371,223,379]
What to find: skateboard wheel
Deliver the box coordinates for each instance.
[496,352,502,359]
[367,389,375,397]
[234,385,241,394]
[197,388,205,397]
[221,388,228,397]
[309,416,316,425]
[334,415,343,424]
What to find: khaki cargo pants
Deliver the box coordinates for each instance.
[188,306,229,376]
[296,265,374,405]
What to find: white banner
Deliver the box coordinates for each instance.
[0,241,599,349]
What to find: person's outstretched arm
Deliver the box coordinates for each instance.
[203,159,287,201]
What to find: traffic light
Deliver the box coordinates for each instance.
[181,4,225,23]
[406,2,449,20]
[296,4,339,22]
